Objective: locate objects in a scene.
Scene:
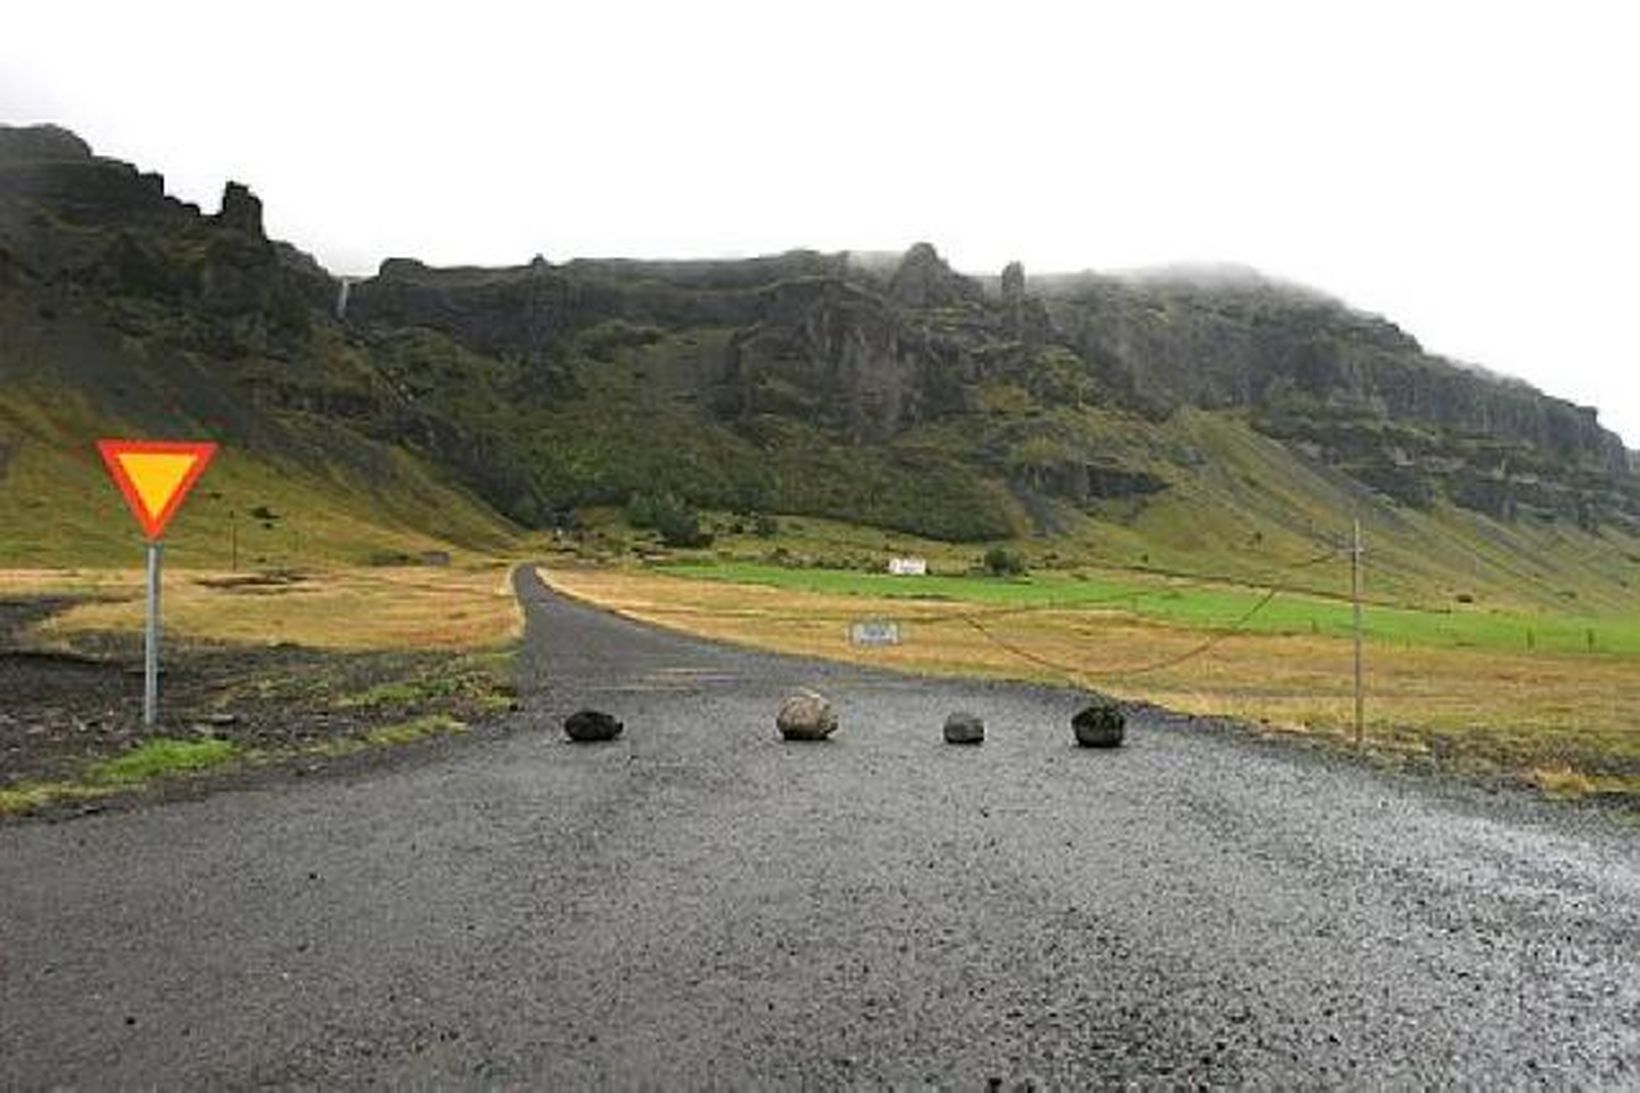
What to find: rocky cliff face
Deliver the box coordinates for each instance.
[888,241,985,308]
[1034,272,1632,526]
[0,125,331,353]
[343,237,1639,531]
[1044,273,1625,470]
[0,125,518,513]
[4,123,1635,539]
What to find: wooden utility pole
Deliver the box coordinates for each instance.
[1351,518,1364,749]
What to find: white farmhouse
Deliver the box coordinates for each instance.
[887,556,928,576]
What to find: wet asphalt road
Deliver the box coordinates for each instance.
[3,567,1639,1087]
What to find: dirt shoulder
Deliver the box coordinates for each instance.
[0,592,518,816]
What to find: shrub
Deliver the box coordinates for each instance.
[625,491,714,548]
[623,492,663,529]
[656,506,713,549]
[982,546,1027,576]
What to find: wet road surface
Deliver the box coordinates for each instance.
[3,568,1638,1086]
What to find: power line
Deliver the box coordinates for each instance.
[947,546,1343,686]
[959,584,1283,685]
[901,547,1343,631]
[623,544,1345,689]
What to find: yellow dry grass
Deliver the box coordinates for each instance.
[544,564,1640,788]
[5,564,524,653]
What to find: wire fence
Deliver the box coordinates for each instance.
[960,583,1285,684]
[927,547,1348,688]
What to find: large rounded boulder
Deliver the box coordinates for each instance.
[777,689,838,741]
[1072,701,1125,748]
[943,710,985,745]
[564,709,624,742]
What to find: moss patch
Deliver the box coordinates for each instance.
[86,737,239,785]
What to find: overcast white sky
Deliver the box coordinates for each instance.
[3,1,1636,445]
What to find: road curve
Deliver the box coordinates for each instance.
[3,567,1638,1087]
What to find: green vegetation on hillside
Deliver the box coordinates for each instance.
[0,376,520,567]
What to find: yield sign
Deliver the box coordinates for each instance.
[96,439,219,540]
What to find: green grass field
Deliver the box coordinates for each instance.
[657,560,1640,657]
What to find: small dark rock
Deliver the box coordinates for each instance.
[1072,701,1125,748]
[944,710,985,745]
[564,709,623,742]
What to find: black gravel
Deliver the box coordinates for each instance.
[2,567,1638,1087]
[0,593,508,791]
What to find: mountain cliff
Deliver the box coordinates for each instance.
[3,124,1637,577]
[343,231,1638,536]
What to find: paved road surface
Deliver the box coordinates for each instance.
[3,568,1639,1086]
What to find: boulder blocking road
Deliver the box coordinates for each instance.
[3,568,1638,1086]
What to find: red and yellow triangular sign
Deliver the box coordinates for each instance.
[96,439,219,540]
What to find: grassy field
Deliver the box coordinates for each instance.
[0,563,527,816]
[7,563,525,653]
[545,562,1640,800]
[656,560,1640,657]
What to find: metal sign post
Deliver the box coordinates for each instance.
[144,541,163,726]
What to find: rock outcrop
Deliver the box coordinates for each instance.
[216,181,264,237]
[0,124,91,161]
[888,242,984,308]
[0,132,327,341]
[1000,261,1025,305]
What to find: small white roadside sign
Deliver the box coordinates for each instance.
[848,619,903,646]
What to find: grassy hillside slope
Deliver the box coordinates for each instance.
[0,324,519,567]
[569,407,1640,620]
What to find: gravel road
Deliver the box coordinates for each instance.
[3,567,1638,1087]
